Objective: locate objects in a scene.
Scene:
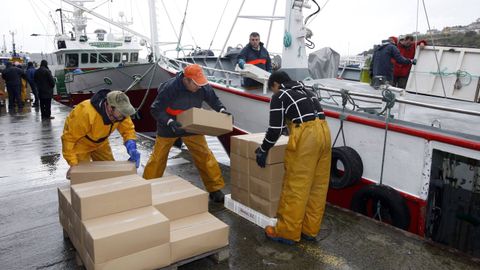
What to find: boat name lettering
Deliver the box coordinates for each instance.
[88,42,122,48]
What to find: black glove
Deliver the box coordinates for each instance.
[168,120,186,136]
[255,147,268,168]
[411,59,417,65]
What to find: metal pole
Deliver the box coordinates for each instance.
[265,0,279,49]
[213,0,246,71]
[62,0,151,42]
[56,8,64,35]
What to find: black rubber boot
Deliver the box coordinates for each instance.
[209,190,225,203]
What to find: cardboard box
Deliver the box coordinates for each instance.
[230,133,264,157]
[248,159,285,183]
[71,174,151,220]
[59,208,69,231]
[230,153,249,174]
[249,194,279,218]
[70,161,136,185]
[231,185,249,206]
[230,169,249,190]
[151,176,208,220]
[83,206,170,264]
[83,243,171,270]
[170,212,229,263]
[58,187,73,222]
[176,107,233,136]
[247,135,289,164]
[249,176,283,201]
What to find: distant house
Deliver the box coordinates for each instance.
[466,18,480,32]
[427,29,441,35]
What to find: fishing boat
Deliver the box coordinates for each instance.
[55,0,480,257]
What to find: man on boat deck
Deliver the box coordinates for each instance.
[370,36,415,84]
[257,71,332,245]
[393,35,427,89]
[61,89,141,178]
[143,64,230,203]
[237,32,272,88]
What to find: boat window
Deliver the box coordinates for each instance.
[99,53,113,63]
[90,53,98,63]
[81,53,89,64]
[57,54,64,65]
[114,53,121,63]
[122,53,129,62]
[66,54,79,68]
[131,52,139,62]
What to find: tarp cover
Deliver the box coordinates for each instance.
[308,47,340,79]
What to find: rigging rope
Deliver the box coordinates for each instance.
[378,89,396,186]
[421,0,448,98]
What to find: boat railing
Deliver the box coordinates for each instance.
[158,54,243,87]
[313,84,480,118]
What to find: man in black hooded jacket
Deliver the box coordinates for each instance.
[34,60,55,120]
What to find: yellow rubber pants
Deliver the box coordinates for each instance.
[275,119,332,241]
[143,135,225,192]
[75,142,115,163]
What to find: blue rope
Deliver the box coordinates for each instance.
[283,31,292,48]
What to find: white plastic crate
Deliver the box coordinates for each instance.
[224,194,277,228]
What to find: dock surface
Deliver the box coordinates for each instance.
[0,102,478,269]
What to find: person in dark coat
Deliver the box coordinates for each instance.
[34,60,56,120]
[1,62,26,110]
[370,36,414,83]
[237,32,272,88]
[26,62,39,107]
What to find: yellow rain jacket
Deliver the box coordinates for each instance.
[61,90,136,166]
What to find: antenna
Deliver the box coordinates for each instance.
[9,30,17,57]
[2,34,6,54]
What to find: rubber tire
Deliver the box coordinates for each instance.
[350,184,411,230]
[330,146,363,189]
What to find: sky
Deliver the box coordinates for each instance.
[1,0,479,57]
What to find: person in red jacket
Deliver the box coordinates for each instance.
[393,35,427,89]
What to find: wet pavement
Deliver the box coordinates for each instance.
[1,102,479,270]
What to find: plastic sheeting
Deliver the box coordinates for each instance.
[308,47,340,79]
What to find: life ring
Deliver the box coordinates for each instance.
[330,146,363,189]
[350,184,411,230]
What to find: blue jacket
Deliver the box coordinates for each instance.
[371,41,411,82]
[26,66,36,88]
[151,73,226,137]
[238,42,272,86]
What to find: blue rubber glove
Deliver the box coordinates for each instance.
[238,59,245,69]
[125,140,140,168]
[411,59,417,65]
[255,147,268,168]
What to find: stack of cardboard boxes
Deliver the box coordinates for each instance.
[230,134,288,217]
[58,161,229,270]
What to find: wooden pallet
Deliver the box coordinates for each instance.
[159,246,229,270]
[71,241,229,270]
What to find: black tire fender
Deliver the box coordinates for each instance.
[350,184,411,230]
[330,146,363,189]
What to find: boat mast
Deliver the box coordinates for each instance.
[148,0,159,60]
[9,31,17,57]
[282,0,310,80]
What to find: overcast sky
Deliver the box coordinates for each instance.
[1,0,479,57]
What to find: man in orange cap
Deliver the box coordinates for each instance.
[143,64,231,203]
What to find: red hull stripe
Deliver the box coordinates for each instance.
[212,84,480,151]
